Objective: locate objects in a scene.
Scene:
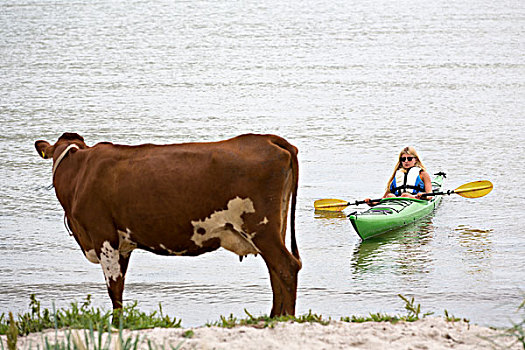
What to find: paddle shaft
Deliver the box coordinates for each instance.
[335,188,482,206]
[358,191,445,205]
[421,190,453,197]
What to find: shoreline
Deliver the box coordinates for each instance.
[2,317,521,350]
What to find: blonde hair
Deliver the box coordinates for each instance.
[386,146,426,191]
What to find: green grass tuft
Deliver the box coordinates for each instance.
[182,330,194,338]
[0,294,180,337]
[206,309,329,329]
[341,294,437,323]
[477,296,524,349]
[6,312,17,350]
[506,297,525,349]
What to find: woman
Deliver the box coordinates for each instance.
[365,146,433,206]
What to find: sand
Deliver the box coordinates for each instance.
[1,317,521,349]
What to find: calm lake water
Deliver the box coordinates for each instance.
[1,0,524,328]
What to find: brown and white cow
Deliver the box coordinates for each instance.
[35,133,301,317]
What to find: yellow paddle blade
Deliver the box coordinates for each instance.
[454,180,493,198]
[314,198,350,211]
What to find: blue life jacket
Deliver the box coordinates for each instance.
[389,167,425,196]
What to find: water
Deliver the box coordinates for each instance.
[1,0,524,328]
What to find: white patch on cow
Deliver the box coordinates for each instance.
[85,249,99,264]
[259,217,269,225]
[159,244,187,256]
[118,229,137,258]
[100,241,122,286]
[190,197,261,256]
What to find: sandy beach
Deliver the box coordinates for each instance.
[2,317,521,349]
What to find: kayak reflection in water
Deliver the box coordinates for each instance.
[365,146,433,206]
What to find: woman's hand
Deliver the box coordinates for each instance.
[364,198,377,206]
[415,193,428,200]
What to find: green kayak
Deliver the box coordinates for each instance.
[348,174,445,240]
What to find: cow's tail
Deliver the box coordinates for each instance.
[272,136,301,266]
[290,153,300,266]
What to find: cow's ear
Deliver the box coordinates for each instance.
[35,140,52,159]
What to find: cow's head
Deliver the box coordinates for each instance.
[35,132,87,160]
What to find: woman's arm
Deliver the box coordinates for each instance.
[365,189,391,206]
[415,171,432,199]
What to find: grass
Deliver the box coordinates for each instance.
[1,294,523,349]
[341,294,436,323]
[205,309,329,329]
[5,319,184,350]
[479,296,525,349]
[0,295,182,350]
[0,294,180,337]
[341,295,470,325]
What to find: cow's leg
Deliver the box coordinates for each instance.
[259,242,301,317]
[97,241,131,311]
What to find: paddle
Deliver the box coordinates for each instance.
[314,180,493,212]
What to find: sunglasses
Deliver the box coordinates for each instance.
[400,157,415,162]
